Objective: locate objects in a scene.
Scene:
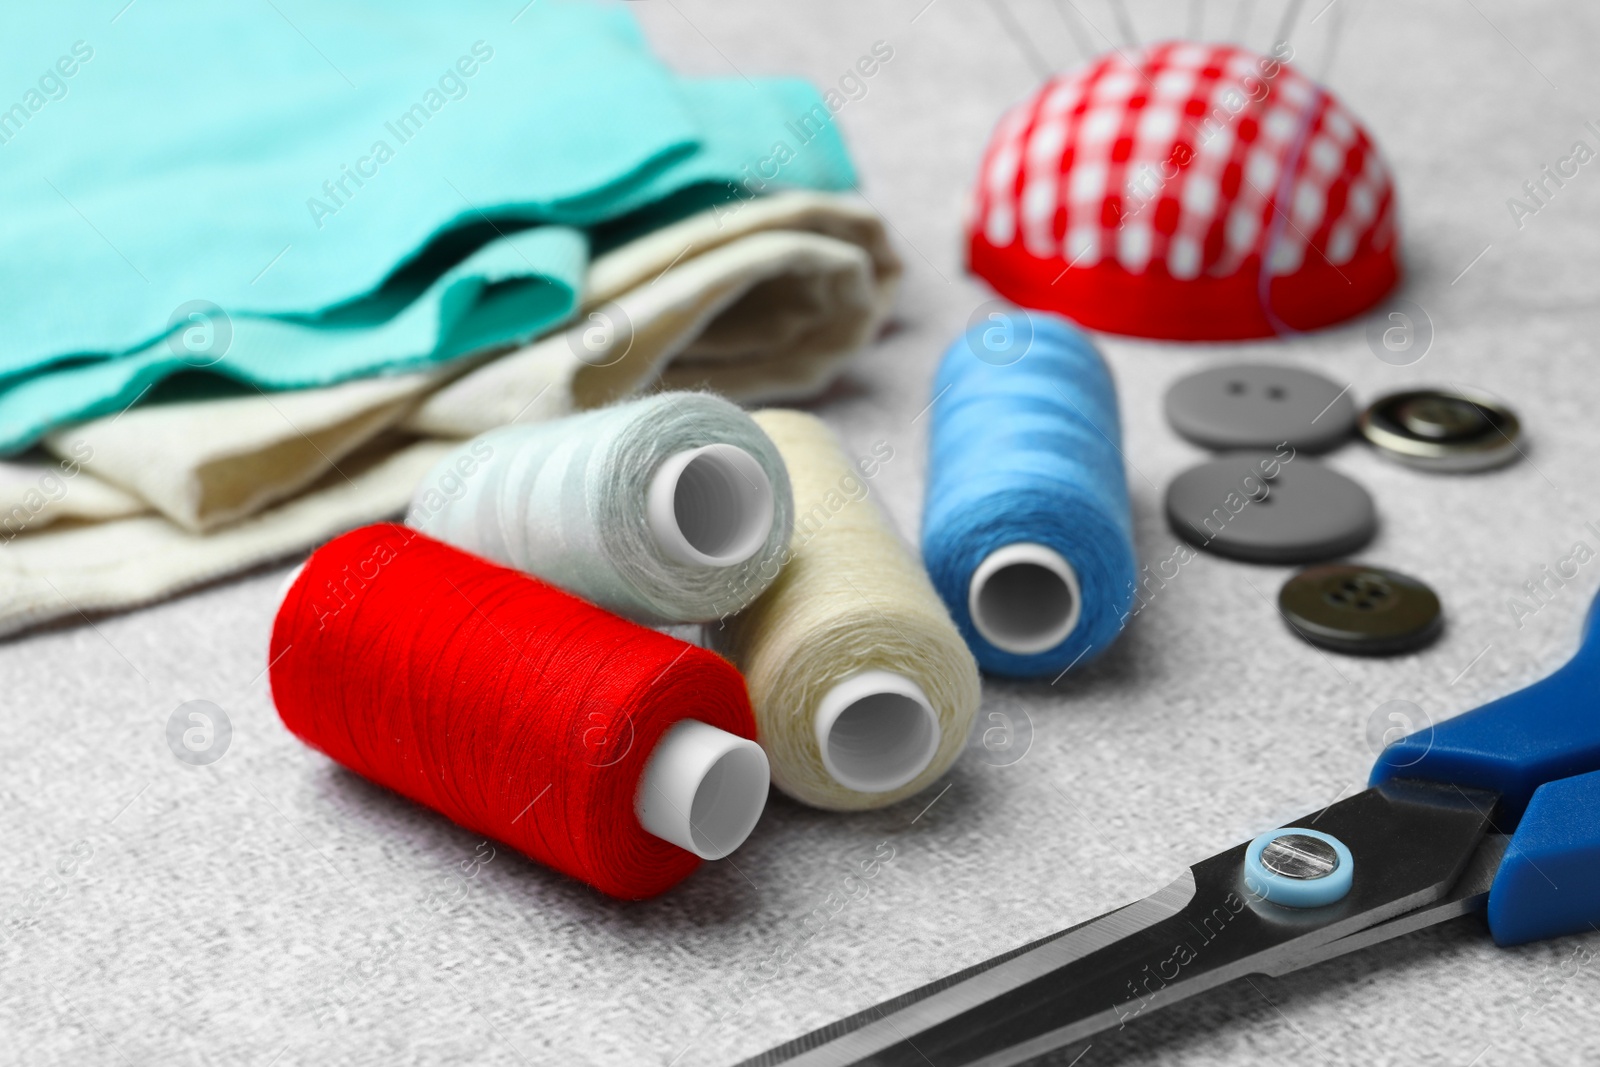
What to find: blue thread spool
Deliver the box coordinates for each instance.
[922,310,1136,678]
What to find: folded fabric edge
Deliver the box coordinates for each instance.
[46,193,899,532]
[0,436,449,641]
[404,228,883,438]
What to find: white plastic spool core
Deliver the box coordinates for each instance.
[648,444,775,568]
[278,562,307,603]
[967,542,1082,656]
[635,719,770,860]
[813,670,941,794]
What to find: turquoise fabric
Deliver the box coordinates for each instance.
[0,2,855,452]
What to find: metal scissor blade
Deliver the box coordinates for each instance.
[743,780,1496,1067]
[736,881,1195,1067]
[1276,832,1509,974]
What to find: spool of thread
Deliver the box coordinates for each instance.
[922,311,1137,678]
[269,524,770,899]
[407,392,794,625]
[713,411,980,811]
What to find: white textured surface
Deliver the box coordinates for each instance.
[4,2,1599,1065]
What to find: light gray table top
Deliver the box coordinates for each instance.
[4,2,1597,1064]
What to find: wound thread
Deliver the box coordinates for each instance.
[922,311,1137,677]
[269,523,766,900]
[713,410,981,810]
[407,392,794,625]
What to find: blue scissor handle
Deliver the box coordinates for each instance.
[1487,767,1600,945]
[1370,591,1600,945]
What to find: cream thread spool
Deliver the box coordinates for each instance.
[713,410,981,810]
[812,668,941,794]
[407,392,794,624]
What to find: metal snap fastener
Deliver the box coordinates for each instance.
[1165,363,1356,454]
[1165,454,1377,564]
[1278,563,1442,655]
[1359,389,1520,472]
[1395,394,1488,440]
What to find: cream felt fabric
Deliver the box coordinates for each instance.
[586,189,899,312]
[0,452,148,538]
[43,375,443,534]
[0,436,449,639]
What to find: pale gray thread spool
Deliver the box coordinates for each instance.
[408,392,795,624]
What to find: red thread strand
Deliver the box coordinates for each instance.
[269,523,758,899]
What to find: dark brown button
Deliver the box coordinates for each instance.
[1278,564,1443,655]
[1360,390,1520,472]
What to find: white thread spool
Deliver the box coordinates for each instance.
[813,670,941,794]
[639,442,774,852]
[635,720,770,860]
[278,562,307,601]
[966,542,1083,656]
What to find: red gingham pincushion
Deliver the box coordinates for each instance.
[967,42,1400,340]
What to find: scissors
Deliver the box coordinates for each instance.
[741,591,1600,1067]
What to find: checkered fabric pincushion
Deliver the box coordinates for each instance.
[967,42,1401,340]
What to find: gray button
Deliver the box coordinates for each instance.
[1165,453,1376,563]
[1359,389,1520,472]
[1164,364,1355,453]
[1278,564,1443,655]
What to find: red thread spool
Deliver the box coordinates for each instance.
[269,524,768,899]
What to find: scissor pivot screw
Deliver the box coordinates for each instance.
[1244,827,1354,908]
[1260,834,1340,880]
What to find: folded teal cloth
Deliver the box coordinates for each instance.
[0,2,855,452]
